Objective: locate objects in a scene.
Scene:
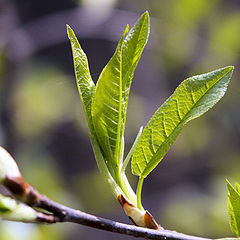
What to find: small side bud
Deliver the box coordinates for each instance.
[0,146,21,182]
[0,194,37,222]
[118,194,161,230]
[144,210,161,230]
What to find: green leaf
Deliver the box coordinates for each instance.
[91,12,150,179]
[67,24,126,199]
[90,135,123,198]
[67,17,148,205]
[227,180,240,237]
[92,26,129,176]
[132,66,234,177]
[66,25,95,133]
[121,11,150,129]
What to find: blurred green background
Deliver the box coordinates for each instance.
[0,0,240,239]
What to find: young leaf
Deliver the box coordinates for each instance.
[92,26,129,177]
[92,12,150,178]
[90,135,123,198]
[132,66,234,178]
[121,11,150,128]
[67,21,139,205]
[227,180,240,237]
[67,24,123,194]
[66,25,95,133]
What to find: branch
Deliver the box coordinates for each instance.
[0,146,212,240]
[1,180,212,240]
[33,195,212,240]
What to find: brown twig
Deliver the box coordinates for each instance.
[0,147,211,240]
[2,178,212,240]
[32,194,211,240]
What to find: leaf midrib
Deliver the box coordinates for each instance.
[115,46,123,164]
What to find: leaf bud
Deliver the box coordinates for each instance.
[0,194,37,222]
[0,146,21,183]
[118,194,161,230]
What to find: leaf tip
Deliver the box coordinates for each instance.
[124,24,130,34]
[226,65,234,72]
[226,179,232,191]
[223,65,234,75]
[140,11,150,27]
[142,11,150,18]
[66,24,71,31]
[66,24,73,38]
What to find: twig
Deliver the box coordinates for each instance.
[2,173,212,240]
[1,142,212,240]
[62,210,210,240]
[33,195,211,240]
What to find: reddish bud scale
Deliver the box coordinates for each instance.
[118,194,161,230]
[3,176,40,205]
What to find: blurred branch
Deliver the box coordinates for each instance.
[1,178,211,240]
[32,195,211,240]
[0,107,212,240]
[1,178,212,240]
[0,144,210,240]
[2,179,211,240]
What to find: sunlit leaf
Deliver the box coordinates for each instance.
[121,12,150,128]
[92,26,129,177]
[132,66,234,177]
[67,25,95,133]
[67,24,124,200]
[227,180,240,237]
[92,12,150,179]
